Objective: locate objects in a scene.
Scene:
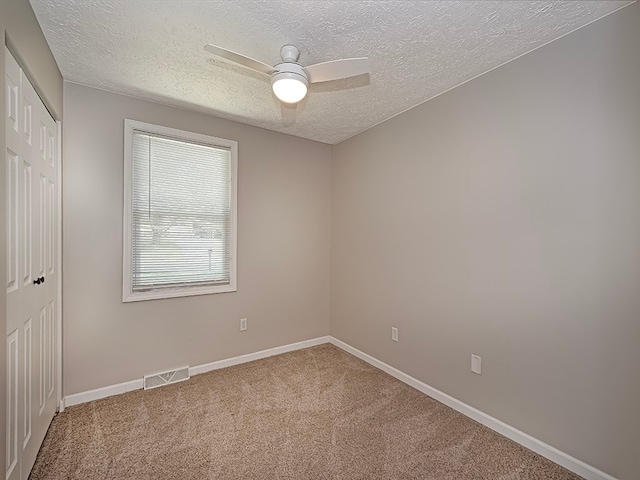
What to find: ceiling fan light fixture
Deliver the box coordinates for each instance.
[272,71,308,104]
[204,43,371,106]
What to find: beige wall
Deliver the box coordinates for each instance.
[1,0,63,473]
[331,4,640,479]
[62,82,331,395]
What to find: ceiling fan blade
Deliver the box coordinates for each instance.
[306,58,370,84]
[204,44,277,75]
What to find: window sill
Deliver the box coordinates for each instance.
[122,282,236,302]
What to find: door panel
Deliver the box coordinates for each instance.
[47,181,53,277]
[37,306,45,418]
[6,329,19,480]
[21,161,31,288]
[6,150,18,294]
[5,47,59,480]
[22,318,32,449]
[38,175,45,281]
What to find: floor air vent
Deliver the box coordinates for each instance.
[143,366,190,390]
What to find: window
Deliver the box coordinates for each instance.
[123,120,237,302]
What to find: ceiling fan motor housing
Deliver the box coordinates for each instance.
[273,45,309,89]
[272,62,308,82]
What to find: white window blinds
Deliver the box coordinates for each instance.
[130,129,233,293]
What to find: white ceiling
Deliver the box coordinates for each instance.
[30,1,632,145]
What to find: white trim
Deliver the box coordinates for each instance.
[328,337,618,480]
[124,282,237,303]
[189,336,330,376]
[121,119,238,302]
[55,119,63,412]
[63,336,330,407]
[64,378,143,407]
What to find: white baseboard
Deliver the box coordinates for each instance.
[328,336,617,480]
[62,334,615,480]
[64,378,144,407]
[63,336,331,408]
[189,336,331,376]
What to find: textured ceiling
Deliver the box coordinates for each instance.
[30,1,633,144]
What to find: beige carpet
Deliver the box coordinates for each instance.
[30,344,582,479]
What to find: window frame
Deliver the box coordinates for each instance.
[122,119,238,302]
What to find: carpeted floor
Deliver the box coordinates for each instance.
[30,344,582,479]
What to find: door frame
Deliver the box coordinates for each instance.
[55,119,62,412]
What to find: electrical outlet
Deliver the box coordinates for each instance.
[471,354,481,375]
[391,327,398,342]
[240,318,247,331]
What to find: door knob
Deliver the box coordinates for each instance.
[33,278,41,285]
[40,276,45,284]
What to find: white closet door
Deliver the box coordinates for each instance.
[5,46,58,480]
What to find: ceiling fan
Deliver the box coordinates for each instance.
[204,44,370,104]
